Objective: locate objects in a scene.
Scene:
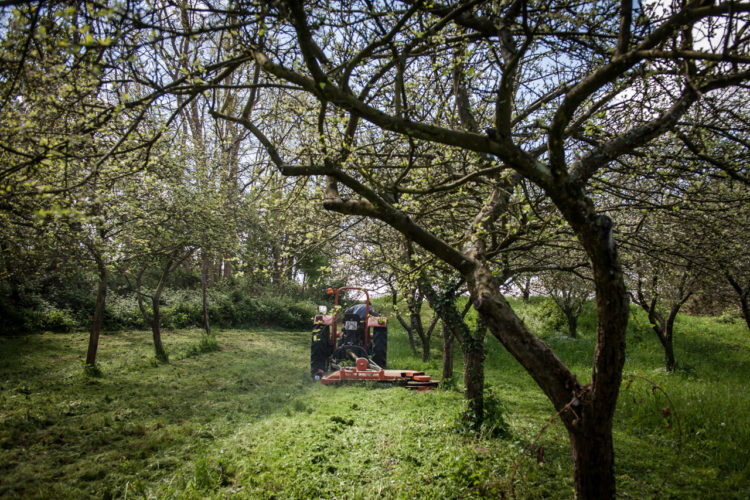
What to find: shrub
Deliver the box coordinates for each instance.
[6,284,320,333]
[40,306,77,332]
[104,294,146,330]
[537,298,567,335]
[455,388,511,438]
[21,301,78,333]
[0,301,30,335]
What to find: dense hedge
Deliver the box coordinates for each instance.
[0,287,318,335]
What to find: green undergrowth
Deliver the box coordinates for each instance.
[0,304,749,498]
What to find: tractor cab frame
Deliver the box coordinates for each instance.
[310,287,437,390]
[311,286,387,378]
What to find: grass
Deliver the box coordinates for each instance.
[0,302,748,499]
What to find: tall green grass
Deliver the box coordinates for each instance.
[0,300,748,498]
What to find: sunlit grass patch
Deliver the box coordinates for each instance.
[0,309,749,498]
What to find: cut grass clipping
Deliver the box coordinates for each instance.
[0,303,748,498]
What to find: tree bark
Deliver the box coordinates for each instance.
[565,308,578,338]
[662,333,675,372]
[466,210,628,500]
[411,310,431,362]
[85,258,107,368]
[392,289,417,354]
[741,296,750,331]
[569,423,616,500]
[420,278,486,425]
[223,258,233,281]
[201,249,211,336]
[463,325,485,429]
[640,305,675,372]
[441,321,454,380]
[151,295,167,361]
[136,250,193,362]
[662,305,681,372]
[727,274,750,331]
[635,273,692,372]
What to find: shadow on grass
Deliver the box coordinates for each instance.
[0,328,317,498]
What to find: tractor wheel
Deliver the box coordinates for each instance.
[371,326,387,369]
[311,325,332,378]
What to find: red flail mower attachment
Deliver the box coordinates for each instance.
[311,286,438,391]
[320,356,438,391]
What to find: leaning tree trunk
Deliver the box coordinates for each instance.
[85,259,107,368]
[741,296,750,332]
[727,274,750,331]
[660,312,676,373]
[467,210,628,500]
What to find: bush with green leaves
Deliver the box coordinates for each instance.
[101,288,317,332]
[537,298,567,335]
[455,387,512,438]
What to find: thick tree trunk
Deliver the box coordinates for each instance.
[569,421,616,500]
[468,226,627,500]
[441,321,454,380]
[85,262,107,368]
[463,334,485,429]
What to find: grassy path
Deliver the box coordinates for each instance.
[1,306,749,498]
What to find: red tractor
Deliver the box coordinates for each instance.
[310,286,437,390]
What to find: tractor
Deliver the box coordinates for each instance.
[310,286,437,390]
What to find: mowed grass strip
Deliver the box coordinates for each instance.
[0,304,748,499]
